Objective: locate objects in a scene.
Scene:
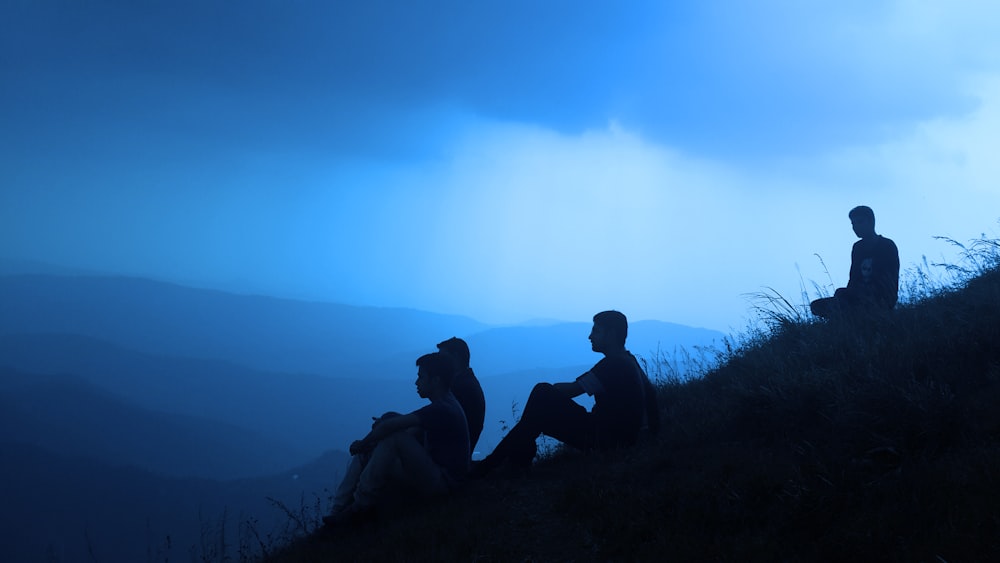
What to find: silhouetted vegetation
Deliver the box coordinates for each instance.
[266,233,1000,562]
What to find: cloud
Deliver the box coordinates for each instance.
[1,1,652,152]
[5,0,999,166]
[819,73,1000,262]
[3,0,999,334]
[376,63,1000,329]
[354,118,770,329]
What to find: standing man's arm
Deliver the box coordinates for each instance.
[874,239,901,307]
[642,375,661,436]
[847,242,862,288]
[888,240,900,301]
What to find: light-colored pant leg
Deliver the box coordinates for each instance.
[354,431,448,509]
[332,453,367,510]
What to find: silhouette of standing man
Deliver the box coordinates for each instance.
[811,206,900,318]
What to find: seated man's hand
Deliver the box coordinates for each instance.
[349,439,373,456]
[371,411,402,429]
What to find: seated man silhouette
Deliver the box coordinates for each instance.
[811,205,900,319]
[436,336,486,457]
[323,352,469,526]
[470,310,660,478]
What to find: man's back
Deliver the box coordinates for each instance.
[586,354,647,447]
[848,234,900,309]
[414,392,470,480]
[450,367,486,452]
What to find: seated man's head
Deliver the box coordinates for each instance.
[589,310,628,353]
[414,352,457,398]
[436,337,471,369]
[849,206,877,239]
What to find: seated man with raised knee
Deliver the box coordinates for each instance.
[324,352,470,526]
[470,310,659,477]
[810,205,900,319]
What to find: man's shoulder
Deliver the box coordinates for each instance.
[591,353,641,377]
[454,368,483,387]
[415,396,465,426]
[855,235,898,253]
[429,393,465,414]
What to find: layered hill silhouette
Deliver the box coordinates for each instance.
[0,274,724,460]
[0,441,349,563]
[0,333,422,469]
[0,273,488,375]
[0,367,303,479]
[0,270,724,562]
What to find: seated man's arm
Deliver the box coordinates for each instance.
[350,412,421,455]
[573,369,607,398]
[552,380,585,398]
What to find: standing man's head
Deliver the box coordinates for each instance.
[414,352,456,399]
[589,310,628,354]
[436,337,471,369]
[849,206,877,240]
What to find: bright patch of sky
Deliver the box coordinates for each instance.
[2,0,999,334]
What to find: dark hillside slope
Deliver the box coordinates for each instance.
[270,268,1000,561]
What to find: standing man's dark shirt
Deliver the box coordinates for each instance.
[847,234,900,310]
[810,206,900,319]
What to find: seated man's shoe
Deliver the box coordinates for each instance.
[468,458,497,479]
[322,503,376,528]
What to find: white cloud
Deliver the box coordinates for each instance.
[822,74,1000,244]
[388,60,1000,331]
[370,119,801,330]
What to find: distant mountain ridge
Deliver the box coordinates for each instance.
[466,319,723,376]
[0,273,725,378]
[0,272,726,459]
[0,366,301,479]
[0,332,423,466]
[0,270,729,562]
[0,273,489,375]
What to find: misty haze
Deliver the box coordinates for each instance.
[3,1,1000,561]
[0,269,722,560]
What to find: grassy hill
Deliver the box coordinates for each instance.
[264,238,1000,562]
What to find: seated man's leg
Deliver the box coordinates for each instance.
[354,431,447,509]
[517,383,595,450]
[811,295,841,318]
[477,382,593,472]
[391,429,449,496]
[330,453,368,512]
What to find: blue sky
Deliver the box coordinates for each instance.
[2,0,1000,333]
